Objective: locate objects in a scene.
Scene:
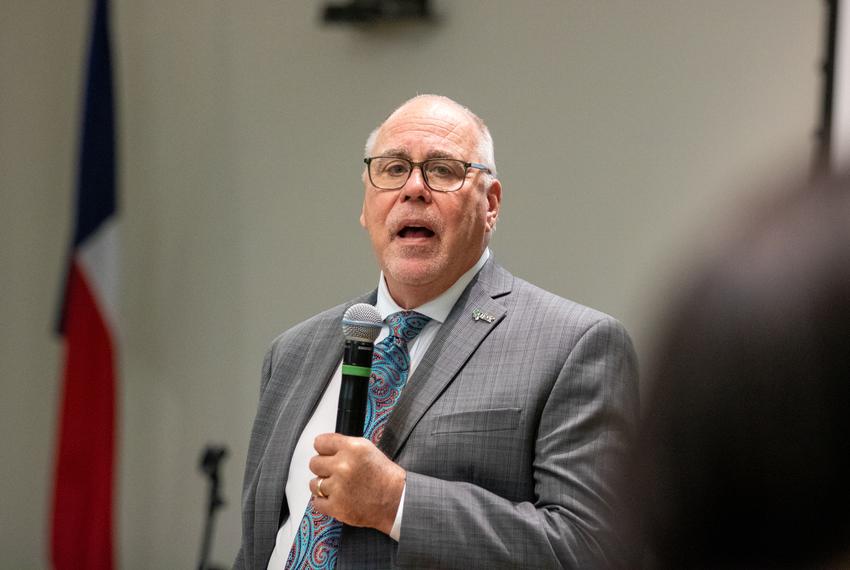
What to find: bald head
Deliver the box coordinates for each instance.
[364,95,497,177]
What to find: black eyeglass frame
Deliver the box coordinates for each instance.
[363,156,493,193]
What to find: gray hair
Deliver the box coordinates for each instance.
[364,94,498,178]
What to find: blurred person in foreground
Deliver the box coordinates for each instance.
[633,174,850,568]
[234,94,639,569]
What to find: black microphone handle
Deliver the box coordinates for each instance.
[336,339,375,436]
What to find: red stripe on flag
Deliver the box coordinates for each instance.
[52,260,115,570]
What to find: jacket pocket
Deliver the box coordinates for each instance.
[431,407,522,434]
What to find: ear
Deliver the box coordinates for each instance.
[485,178,501,232]
[360,171,369,229]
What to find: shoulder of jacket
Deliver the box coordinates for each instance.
[266,292,376,355]
[505,274,630,341]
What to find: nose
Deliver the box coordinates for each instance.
[399,164,432,203]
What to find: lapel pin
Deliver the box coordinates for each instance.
[472,308,496,323]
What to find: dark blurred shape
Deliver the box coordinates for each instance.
[200,446,228,479]
[198,445,228,570]
[813,0,839,173]
[322,0,431,24]
[633,175,850,568]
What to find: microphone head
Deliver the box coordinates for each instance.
[342,303,382,342]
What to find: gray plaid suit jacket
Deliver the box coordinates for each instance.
[234,259,639,569]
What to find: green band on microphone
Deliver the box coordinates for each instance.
[342,364,372,377]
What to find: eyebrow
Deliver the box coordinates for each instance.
[376,147,461,161]
[425,150,459,160]
[376,147,410,159]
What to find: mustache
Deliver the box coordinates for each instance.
[387,211,442,235]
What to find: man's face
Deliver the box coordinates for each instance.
[360,99,501,307]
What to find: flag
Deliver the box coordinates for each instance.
[52,0,118,567]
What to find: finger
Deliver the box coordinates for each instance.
[308,454,334,477]
[311,494,331,516]
[310,476,332,499]
[313,432,348,455]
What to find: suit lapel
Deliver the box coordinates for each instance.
[378,260,513,460]
[252,320,342,567]
[252,294,376,568]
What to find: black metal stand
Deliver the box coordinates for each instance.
[814,0,840,174]
[197,445,228,570]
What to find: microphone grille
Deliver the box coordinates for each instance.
[342,303,382,342]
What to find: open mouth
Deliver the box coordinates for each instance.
[398,226,435,239]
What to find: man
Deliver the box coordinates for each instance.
[235,95,638,569]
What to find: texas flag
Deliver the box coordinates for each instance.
[52,0,118,567]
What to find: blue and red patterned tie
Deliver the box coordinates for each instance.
[285,311,431,569]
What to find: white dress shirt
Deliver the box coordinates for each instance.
[267,249,490,569]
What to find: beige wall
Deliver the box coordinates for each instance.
[1,1,820,567]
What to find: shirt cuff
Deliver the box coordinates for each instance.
[389,483,405,541]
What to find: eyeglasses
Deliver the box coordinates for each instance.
[364,156,492,193]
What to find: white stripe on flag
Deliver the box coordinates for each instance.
[78,217,120,332]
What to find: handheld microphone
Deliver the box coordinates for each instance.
[336,303,382,436]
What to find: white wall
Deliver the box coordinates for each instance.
[1,1,821,567]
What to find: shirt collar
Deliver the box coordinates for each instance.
[376,248,490,325]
